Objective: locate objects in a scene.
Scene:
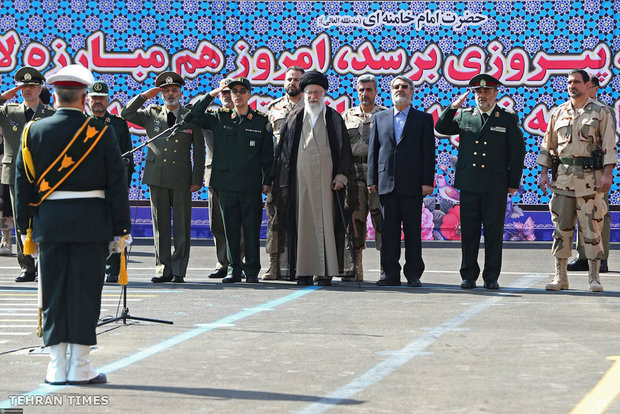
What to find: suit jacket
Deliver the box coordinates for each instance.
[367,106,435,196]
[122,95,205,191]
[435,105,525,194]
[15,108,131,243]
[0,100,55,185]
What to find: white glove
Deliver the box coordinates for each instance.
[108,234,133,254]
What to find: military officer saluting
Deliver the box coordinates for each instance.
[341,74,386,282]
[15,64,130,385]
[192,77,273,283]
[88,81,135,283]
[0,67,55,282]
[122,71,205,283]
[435,74,525,290]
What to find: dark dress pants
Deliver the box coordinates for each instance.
[218,189,262,278]
[459,191,507,283]
[379,192,424,282]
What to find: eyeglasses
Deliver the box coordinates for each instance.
[391,84,410,90]
[304,89,324,96]
[230,89,248,95]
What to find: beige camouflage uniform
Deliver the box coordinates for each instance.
[341,105,386,277]
[537,98,617,259]
[264,95,304,278]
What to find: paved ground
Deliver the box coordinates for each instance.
[0,240,619,413]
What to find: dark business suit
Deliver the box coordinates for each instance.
[367,106,435,283]
[435,105,524,284]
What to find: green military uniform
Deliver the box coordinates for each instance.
[192,83,273,281]
[121,73,205,281]
[89,81,135,281]
[0,67,55,281]
[435,99,525,285]
[341,104,386,279]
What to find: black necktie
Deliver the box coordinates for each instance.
[167,112,176,127]
[482,113,489,124]
[25,107,34,121]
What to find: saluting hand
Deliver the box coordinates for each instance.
[451,91,470,109]
[141,87,162,100]
[0,85,22,101]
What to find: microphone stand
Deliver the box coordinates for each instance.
[97,117,190,328]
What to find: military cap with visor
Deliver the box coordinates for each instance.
[155,71,185,88]
[15,67,44,86]
[469,74,502,89]
[46,64,95,87]
[227,77,252,92]
[88,81,110,96]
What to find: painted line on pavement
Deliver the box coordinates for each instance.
[297,274,545,414]
[0,285,321,409]
[571,356,620,414]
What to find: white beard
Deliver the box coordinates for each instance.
[305,100,325,117]
[392,95,410,107]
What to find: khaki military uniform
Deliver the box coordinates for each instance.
[342,105,386,252]
[0,99,54,277]
[265,95,304,277]
[537,98,617,259]
[122,95,205,279]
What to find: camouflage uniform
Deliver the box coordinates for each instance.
[264,95,304,279]
[341,104,386,279]
[537,98,617,260]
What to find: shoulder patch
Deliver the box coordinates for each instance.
[267,96,284,109]
[462,107,474,112]
[219,108,231,113]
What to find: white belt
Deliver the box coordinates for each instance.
[46,190,105,200]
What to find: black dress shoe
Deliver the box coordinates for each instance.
[208,267,227,278]
[222,275,242,283]
[105,274,118,283]
[484,281,500,289]
[245,275,259,283]
[151,275,173,283]
[67,373,107,385]
[172,276,185,283]
[317,278,332,286]
[376,279,401,286]
[406,278,422,287]
[600,259,609,273]
[297,276,313,286]
[44,379,67,385]
[460,280,476,289]
[15,272,36,282]
[567,258,588,271]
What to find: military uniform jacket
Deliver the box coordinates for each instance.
[94,111,135,187]
[266,95,304,149]
[192,95,273,192]
[342,104,387,182]
[536,98,617,197]
[0,100,55,185]
[121,95,205,191]
[435,105,525,194]
[14,108,131,242]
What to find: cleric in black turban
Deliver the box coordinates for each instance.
[299,70,329,92]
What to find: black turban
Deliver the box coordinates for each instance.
[299,70,329,92]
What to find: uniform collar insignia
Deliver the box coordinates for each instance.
[231,112,236,119]
[247,112,253,120]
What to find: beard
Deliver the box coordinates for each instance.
[305,100,325,117]
[392,95,410,107]
[164,96,180,107]
[286,85,301,97]
[90,103,106,114]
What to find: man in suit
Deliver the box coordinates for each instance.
[15,64,130,385]
[191,77,273,283]
[88,81,134,283]
[367,75,435,287]
[122,71,205,283]
[435,74,525,290]
[0,67,55,282]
